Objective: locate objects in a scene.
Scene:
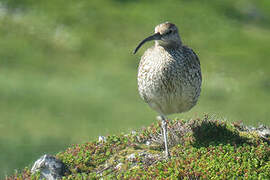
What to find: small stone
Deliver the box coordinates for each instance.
[145,141,151,146]
[258,124,266,130]
[247,126,256,131]
[258,129,270,138]
[98,136,107,143]
[127,153,136,161]
[31,154,69,180]
[115,163,123,170]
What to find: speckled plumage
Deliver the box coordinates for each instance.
[134,22,202,158]
[137,23,201,116]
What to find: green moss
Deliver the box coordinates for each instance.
[7,115,270,179]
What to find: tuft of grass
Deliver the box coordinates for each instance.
[7,115,270,179]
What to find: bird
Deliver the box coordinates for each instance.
[133,22,202,158]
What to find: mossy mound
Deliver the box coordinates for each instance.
[8,115,270,179]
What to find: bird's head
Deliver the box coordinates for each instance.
[134,22,182,54]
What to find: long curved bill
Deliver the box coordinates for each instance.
[133,33,161,54]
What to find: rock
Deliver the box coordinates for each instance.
[145,141,151,146]
[31,154,69,180]
[232,122,270,144]
[258,124,266,130]
[257,129,270,138]
[127,153,136,161]
[115,163,123,170]
[247,126,256,131]
[98,136,107,143]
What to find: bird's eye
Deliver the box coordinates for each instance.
[165,30,172,35]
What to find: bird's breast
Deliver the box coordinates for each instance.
[137,46,201,115]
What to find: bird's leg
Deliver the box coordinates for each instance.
[158,115,170,159]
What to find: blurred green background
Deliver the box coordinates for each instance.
[0,0,270,178]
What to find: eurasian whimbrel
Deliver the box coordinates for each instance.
[134,22,202,158]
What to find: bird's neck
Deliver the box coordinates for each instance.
[155,40,182,49]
